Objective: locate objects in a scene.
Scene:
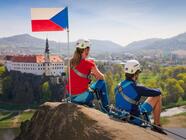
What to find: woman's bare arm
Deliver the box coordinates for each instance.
[91,65,104,80]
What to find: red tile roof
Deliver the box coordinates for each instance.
[7,55,63,63]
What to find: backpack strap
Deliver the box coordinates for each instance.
[117,81,139,105]
[72,66,91,80]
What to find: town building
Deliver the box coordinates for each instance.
[5,38,65,76]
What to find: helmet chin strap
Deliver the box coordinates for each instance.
[131,76,136,81]
[132,73,139,81]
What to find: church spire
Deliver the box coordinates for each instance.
[45,38,49,54]
[44,38,50,63]
[44,38,50,76]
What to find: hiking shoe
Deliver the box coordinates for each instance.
[151,125,167,135]
[87,102,95,108]
[105,105,112,113]
[99,105,111,114]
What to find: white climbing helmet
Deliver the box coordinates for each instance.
[75,39,91,49]
[124,60,141,74]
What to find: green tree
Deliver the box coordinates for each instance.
[2,76,13,99]
[0,66,5,76]
[176,73,186,100]
[105,71,115,103]
[172,66,186,78]
[41,81,52,102]
[13,81,34,104]
[176,73,186,81]
[164,78,184,104]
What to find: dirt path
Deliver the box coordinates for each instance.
[161,106,186,117]
[163,115,186,128]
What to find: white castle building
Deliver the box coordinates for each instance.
[5,38,65,76]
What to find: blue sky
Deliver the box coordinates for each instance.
[1,0,186,46]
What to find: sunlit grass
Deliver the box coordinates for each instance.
[161,112,186,127]
[0,111,35,128]
[160,117,170,125]
[0,119,13,128]
[18,111,34,122]
[174,112,186,116]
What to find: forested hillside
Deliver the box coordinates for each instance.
[0,68,65,105]
[1,64,186,108]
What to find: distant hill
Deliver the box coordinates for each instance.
[0,34,124,56]
[0,34,69,56]
[1,32,186,57]
[124,38,162,52]
[124,32,186,55]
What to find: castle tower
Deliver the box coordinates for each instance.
[44,38,51,76]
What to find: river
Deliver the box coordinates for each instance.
[0,128,20,140]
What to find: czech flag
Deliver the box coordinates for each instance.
[31,7,68,32]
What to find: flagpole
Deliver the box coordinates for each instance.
[67,27,71,101]
[66,4,71,101]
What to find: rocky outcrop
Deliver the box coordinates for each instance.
[15,102,171,140]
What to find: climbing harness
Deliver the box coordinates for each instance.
[71,66,91,80]
[117,83,139,105]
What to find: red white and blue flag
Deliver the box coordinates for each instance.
[31,7,68,32]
